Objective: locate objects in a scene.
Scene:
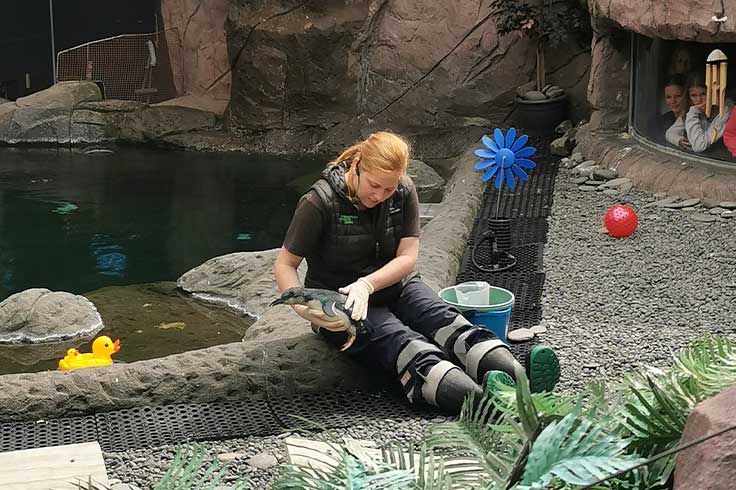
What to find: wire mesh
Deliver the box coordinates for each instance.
[56,29,184,104]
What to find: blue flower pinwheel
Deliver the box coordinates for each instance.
[474,127,536,190]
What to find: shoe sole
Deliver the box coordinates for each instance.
[527,345,560,393]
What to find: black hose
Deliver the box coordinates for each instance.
[470,230,517,273]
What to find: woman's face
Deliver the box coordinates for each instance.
[689,86,707,107]
[664,85,685,113]
[356,167,401,208]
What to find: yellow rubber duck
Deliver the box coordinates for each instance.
[58,335,121,371]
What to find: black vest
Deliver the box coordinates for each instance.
[304,162,413,303]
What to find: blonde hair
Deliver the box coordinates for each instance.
[329,131,410,195]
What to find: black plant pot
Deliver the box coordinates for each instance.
[513,93,568,136]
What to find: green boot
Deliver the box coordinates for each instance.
[526,345,560,394]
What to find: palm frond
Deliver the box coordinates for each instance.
[153,443,248,490]
[518,408,644,489]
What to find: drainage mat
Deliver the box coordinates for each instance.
[0,389,438,453]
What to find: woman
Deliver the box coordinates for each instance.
[274,131,559,414]
[666,72,732,153]
[651,74,686,145]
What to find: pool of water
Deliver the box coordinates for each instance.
[0,146,325,374]
[0,146,324,299]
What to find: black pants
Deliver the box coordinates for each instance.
[321,276,510,407]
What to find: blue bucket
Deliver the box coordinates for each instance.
[464,307,512,342]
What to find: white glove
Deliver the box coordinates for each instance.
[339,277,375,321]
[291,305,347,332]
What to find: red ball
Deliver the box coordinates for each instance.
[604,204,638,238]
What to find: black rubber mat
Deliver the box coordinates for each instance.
[456,134,559,356]
[0,389,436,453]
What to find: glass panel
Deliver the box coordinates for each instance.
[632,35,736,163]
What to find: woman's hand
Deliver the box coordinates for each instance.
[292,304,347,331]
[339,277,375,321]
[678,137,691,149]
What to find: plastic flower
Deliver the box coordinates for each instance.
[474,127,536,190]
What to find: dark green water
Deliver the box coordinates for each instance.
[0,146,325,373]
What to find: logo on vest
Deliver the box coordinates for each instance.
[339,214,358,225]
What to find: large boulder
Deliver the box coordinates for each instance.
[218,0,591,153]
[590,0,736,42]
[0,83,218,145]
[177,249,306,319]
[0,288,104,344]
[408,159,445,203]
[674,385,736,490]
[0,82,101,144]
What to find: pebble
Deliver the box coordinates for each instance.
[247,452,279,469]
[663,198,700,209]
[652,196,679,207]
[602,189,620,197]
[578,185,598,192]
[709,207,727,215]
[507,328,535,342]
[719,201,736,209]
[722,210,736,218]
[530,325,548,334]
[692,214,717,222]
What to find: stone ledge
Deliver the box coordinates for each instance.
[0,142,485,421]
[577,126,736,201]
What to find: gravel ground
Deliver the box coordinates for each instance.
[104,417,442,489]
[106,164,736,488]
[540,167,736,395]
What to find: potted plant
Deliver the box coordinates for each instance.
[491,0,590,134]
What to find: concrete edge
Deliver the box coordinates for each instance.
[0,145,484,421]
[577,126,736,201]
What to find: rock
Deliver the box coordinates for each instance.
[530,325,547,334]
[578,185,599,191]
[0,288,103,344]
[0,82,101,144]
[674,386,736,490]
[573,176,589,184]
[218,451,248,463]
[575,160,598,171]
[408,159,446,202]
[709,207,727,215]
[599,177,631,189]
[522,90,547,101]
[592,168,618,180]
[177,249,305,318]
[664,198,700,209]
[602,189,620,197]
[652,196,679,207]
[618,181,633,194]
[700,198,720,209]
[653,192,668,199]
[550,134,573,156]
[111,484,142,490]
[682,207,699,212]
[721,210,736,218]
[590,0,736,43]
[570,152,584,164]
[718,201,736,209]
[247,452,279,469]
[507,328,535,342]
[0,97,8,104]
[555,120,573,135]
[515,81,537,98]
[692,214,717,223]
[585,180,606,186]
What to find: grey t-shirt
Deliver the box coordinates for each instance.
[284,176,420,258]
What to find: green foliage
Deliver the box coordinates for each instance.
[518,408,644,489]
[272,439,416,490]
[490,0,590,48]
[154,443,249,490]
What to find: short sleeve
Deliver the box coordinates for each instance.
[283,191,324,258]
[401,178,420,238]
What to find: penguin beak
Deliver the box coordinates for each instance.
[269,298,284,307]
[113,339,121,353]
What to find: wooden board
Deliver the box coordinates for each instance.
[0,442,109,490]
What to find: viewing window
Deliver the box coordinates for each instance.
[632,36,736,164]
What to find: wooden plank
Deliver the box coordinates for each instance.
[0,442,109,490]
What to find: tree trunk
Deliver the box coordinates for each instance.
[536,41,546,91]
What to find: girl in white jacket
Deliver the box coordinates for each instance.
[666,72,732,153]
